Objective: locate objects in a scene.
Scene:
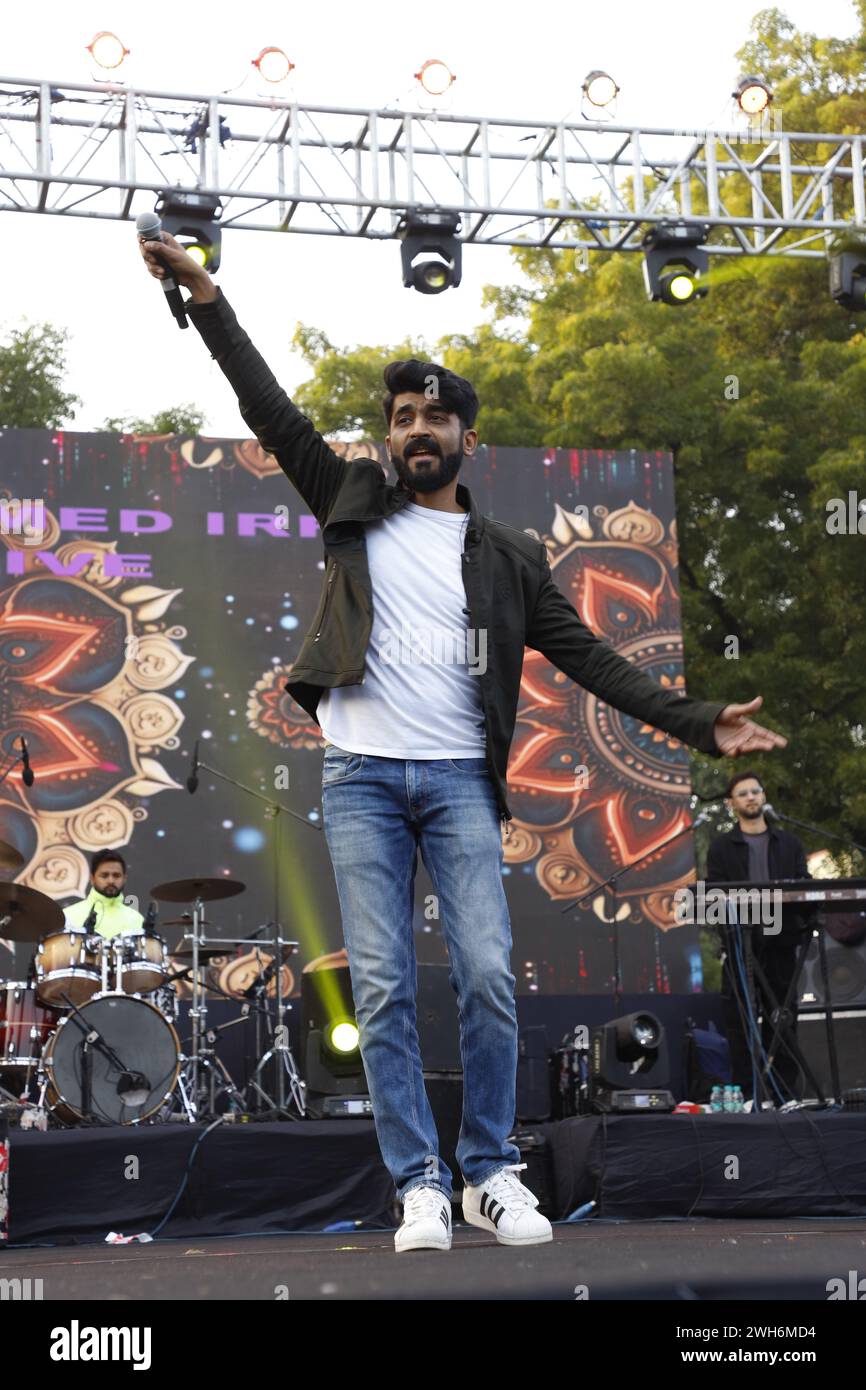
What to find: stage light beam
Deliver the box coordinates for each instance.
[326,1020,360,1054]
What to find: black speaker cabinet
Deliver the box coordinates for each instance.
[799,930,866,1010]
[798,1010,866,1098]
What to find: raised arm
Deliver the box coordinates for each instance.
[138,231,349,524]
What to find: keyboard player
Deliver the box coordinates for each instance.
[706,770,815,1102]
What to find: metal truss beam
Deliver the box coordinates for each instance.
[0,76,863,259]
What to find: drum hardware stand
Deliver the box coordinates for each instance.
[243,947,306,1118]
[190,751,321,1118]
[199,1014,249,1117]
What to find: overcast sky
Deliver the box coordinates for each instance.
[1,0,858,435]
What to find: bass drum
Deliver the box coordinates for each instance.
[42,993,181,1125]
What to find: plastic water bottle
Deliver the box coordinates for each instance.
[710,1086,724,1113]
[733,1086,744,1113]
[723,1085,735,1112]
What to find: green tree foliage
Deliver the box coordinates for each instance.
[289,323,431,439]
[286,8,866,862]
[0,322,81,428]
[102,403,207,436]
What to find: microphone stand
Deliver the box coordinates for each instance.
[189,755,319,1118]
[559,808,714,1011]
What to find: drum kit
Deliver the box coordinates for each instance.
[0,838,307,1127]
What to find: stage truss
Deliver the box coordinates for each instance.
[0,76,863,259]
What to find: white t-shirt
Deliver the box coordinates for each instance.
[317,501,487,758]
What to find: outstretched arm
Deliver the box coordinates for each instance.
[526,550,787,758]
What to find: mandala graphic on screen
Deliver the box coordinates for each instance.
[0,510,192,901]
[508,499,697,931]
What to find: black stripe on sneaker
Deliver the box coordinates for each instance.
[489,1200,504,1226]
[440,1208,449,1226]
[481,1193,490,1219]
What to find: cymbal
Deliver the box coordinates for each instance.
[150,877,246,904]
[0,883,65,941]
[0,839,24,872]
[161,916,217,927]
[170,941,233,961]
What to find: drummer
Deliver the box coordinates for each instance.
[64,850,144,939]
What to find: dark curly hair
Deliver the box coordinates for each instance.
[725,770,764,799]
[382,358,479,434]
[90,848,127,875]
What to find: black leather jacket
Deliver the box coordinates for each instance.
[186,289,726,827]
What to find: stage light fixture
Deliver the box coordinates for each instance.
[733,75,772,117]
[829,247,866,310]
[590,1010,675,1112]
[326,1020,360,1055]
[415,59,456,97]
[642,220,709,305]
[398,208,462,295]
[155,189,223,274]
[582,70,619,109]
[252,47,295,85]
[87,31,130,72]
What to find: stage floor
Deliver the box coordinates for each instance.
[3,1217,866,1300]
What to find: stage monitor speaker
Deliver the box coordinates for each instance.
[797,1010,866,1098]
[798,928,866,1010]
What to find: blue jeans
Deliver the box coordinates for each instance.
[321,743,521,1201]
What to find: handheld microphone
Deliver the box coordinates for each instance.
[135,211,189,330]
[186,739,200,795]
[20,736,34,787]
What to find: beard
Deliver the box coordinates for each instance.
[392,440,464,494]
[97,883,123,898]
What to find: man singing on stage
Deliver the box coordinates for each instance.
[138,232,787,1252]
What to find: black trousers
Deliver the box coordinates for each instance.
[720,935,802,1100]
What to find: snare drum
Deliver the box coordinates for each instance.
[117,932,167,995]
[0,981,60,1069]
[35,929,103,1007]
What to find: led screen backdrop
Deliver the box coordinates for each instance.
[0,428,704,994]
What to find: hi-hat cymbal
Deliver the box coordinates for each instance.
[0,839,25,872]
[0,883,65,941]
[170,941,233,961]
[150,877,246,904]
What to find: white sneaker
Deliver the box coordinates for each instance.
[462,1163,553,1246]
[395,1185,452,1253]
